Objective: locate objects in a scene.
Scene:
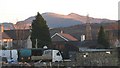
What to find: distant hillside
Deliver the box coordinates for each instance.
[48,13,115,23]
[16,12,116,29]
[50,21,118,41]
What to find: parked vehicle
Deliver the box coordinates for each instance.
[0,56,8,64]
[31,49,63,62]
[0,48,63,63]
[18,49,31,62]
[0,50,18,63]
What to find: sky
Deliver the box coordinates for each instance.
[0,0,119,23]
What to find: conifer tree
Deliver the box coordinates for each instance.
[30,12,51,48]
[97,26,110,48]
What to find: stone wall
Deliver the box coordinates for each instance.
[76,51,118,66]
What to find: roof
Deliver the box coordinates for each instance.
[51,33,78,41]
[79,48,114,52]
[0,32,11,39]
[59,33,78,41]
[4,29,30,40]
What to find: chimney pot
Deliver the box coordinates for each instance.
[61,30,63,33]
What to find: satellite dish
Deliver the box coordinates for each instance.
[43,46,48,49]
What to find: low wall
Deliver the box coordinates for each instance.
[76,51,118,66]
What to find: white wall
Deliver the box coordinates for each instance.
[81,35,85,42]
[27,36,32,48]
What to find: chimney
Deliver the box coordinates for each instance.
[0,24,4,32]
[60,30,63,33]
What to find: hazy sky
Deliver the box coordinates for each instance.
[0,0,119,23]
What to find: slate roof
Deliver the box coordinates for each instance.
[59,33,78,41]
[0,32,11,39]
[4,29,30,40]
[51,33,78,41]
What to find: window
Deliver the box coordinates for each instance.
[56,52,60,56]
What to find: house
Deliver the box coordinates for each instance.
[51,31,80,59]
[0,24,13,49]
[51,31,79,51]
[51,31,78,41]
[4,29,32,49]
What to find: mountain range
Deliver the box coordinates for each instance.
[15,12,115,29]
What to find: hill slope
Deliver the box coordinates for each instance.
[16,12,115,29]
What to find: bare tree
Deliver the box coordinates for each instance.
[14,23,28,49]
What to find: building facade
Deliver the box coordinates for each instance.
[0,24,13,49]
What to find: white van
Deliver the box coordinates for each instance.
[0,50,18,63]
[43,50,63,62]
[31,49,63,62]
[10,50,18,62]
